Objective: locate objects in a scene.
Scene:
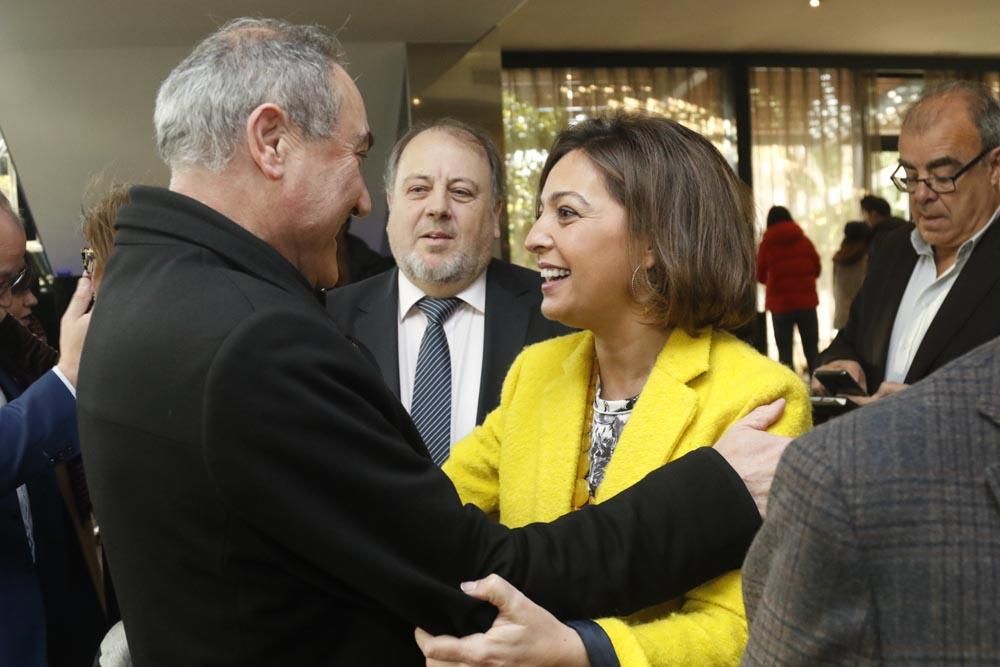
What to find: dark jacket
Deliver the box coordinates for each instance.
[868,216,911,259]
[818,214,1000,390]
[756,220,820,314]
[326,260,570,425]
[78,186,762,666]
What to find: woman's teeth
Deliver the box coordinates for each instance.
[540,268,570,281]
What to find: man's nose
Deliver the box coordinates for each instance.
[353,184,373,219]
[426,188,451,218]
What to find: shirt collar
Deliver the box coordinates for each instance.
[910,203,1000,261]
[397,267,488,323]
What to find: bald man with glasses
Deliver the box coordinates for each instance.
[812,80,1000,405]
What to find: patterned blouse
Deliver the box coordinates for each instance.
[585,383,639,498]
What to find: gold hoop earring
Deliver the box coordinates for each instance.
[630,265,643,298]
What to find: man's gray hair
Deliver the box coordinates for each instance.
[383,118,506,204]
[154,17,346,171]
[903,80,1000,150]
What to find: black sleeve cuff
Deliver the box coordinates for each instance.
[565,619,620,667]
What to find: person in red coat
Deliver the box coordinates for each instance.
[757,206,821,372]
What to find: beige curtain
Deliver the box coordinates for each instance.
[502,66,732,267]
[750,67,864,359]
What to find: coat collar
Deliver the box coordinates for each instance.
[908,211,1000,382]
[536,328,712,515]
[349,269,402,396]
[117,186,316,301]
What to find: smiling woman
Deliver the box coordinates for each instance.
[440,113,813,666]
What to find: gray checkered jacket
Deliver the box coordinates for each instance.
[743,336,1000,665]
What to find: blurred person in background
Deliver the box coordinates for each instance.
[860,194,910,258]
[831,221,870,330]
[756,205,821,373]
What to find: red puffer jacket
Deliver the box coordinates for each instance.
[756,219,821,314]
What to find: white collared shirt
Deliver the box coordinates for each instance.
[884,206,1000,383]
[397,270,486,445]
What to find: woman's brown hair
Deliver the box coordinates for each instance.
[81,184,130,281]
[537,113,757,333]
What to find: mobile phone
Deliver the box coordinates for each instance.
[810,395,858,425]
[814,369,867,397]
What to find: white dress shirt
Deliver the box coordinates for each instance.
[884,207,999,383]
[397,271,486,445]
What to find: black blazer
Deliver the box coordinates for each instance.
[326,260,570,424]
[819,213,1000,390]
[78,187,761,666]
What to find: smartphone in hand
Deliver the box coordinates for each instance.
[814,369,867,397]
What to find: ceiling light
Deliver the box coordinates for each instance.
[809,0,820,6]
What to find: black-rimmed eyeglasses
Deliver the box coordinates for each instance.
[0,264,28,296]
[891,145,996,194]
[81,248,96,275]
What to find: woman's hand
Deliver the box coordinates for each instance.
[414,574,590,667]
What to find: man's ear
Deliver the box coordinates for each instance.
[989,146,1000,188]
[492,199,504,240]
[246,103,289,181]
[385,190,393,211]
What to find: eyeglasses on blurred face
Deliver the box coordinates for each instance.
[0,264,28,296]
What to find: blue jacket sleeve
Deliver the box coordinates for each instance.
[0,370,79,495]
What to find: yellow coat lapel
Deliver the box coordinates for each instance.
[596,329,711,501]
[533,332,596,521]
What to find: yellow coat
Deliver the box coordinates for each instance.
[444,328,812,666]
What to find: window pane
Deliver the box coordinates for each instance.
[750,67,862,360]
[503,66,733,267]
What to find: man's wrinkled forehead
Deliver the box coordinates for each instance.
[402,128,490,176]
[899,97,981,167]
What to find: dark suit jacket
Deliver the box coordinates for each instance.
[78,186,762,665]
[743,336,1000,664]
[326,260,570,424]
[0,368,99,667]
[818,214,1000,390]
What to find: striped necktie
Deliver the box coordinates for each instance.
[411,297,463,465]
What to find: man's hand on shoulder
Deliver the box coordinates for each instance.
[55,276,93,388]
[713,398,791,519]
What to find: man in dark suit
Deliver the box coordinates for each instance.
[813,81,1000,403]
[0,194,100,666]
[78,18,790,665]
[743,335,1000,663]
[327,119,568,457]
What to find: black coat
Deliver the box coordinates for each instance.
[326,260,570,425]
[78,186,760,665]
[818,213,1000,390]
